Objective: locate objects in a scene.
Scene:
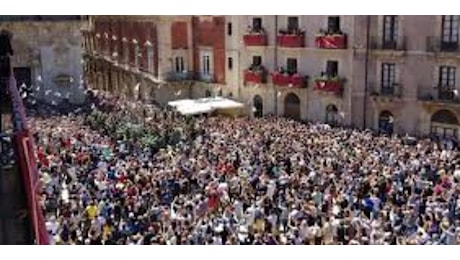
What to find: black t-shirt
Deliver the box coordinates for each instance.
[90,236,102,245]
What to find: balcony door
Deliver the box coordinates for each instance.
[175,56,185,73]
[438,66,456,100]
[252,56,262,67]
[253,17,262,31]
[381,63,396,95]
[286,58,297,75]
[287,17,299,33]
[441,15,459,51]
[202,55,210,75]
[326,60,338,77]
[327,16,341,34]
[382,15,398,49]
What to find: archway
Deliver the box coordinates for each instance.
[205,90,211,97]
[378,110,394,135]
[325,104,338,126]
[253,95,263,118]
[431,109,459,138]
[284,93,301,120]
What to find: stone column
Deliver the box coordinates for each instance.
[123,38,129,64]
[146,42,154,74]
[133,40,140,68]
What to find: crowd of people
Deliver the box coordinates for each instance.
[30,91,460,245]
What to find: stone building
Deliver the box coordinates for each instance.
[84,15,460,139]
[0,16,86,105]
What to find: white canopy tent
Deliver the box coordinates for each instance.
[168,97,246,116]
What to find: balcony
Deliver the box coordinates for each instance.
[370,37,407,54]
[315,32,347,49]
[243,29,267,46]
[277,30,305,48]
[198,73,215,83]
[370,83,402,96]
[369,83,403,103]
[418,87,460,110]
[165,71,194,82]
[244,67,267,85]
[272,72,307,88]
[426,37,460,55]
[313,75,343,95]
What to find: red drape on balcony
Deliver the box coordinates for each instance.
[8,76,49,245]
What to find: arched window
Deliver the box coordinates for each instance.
[284,93,301,120]
[325,104,338,125]
[378,110,394,135]
[253,95,263,118]
[431,109,458,138]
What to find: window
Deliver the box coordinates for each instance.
[252,56,262,66]
[383,15,398,48]
[227,22,232,36]
[202,55,210,75]
[287,17,299,32]
[326,60,338,77]
[381,63,396,94]
[175,56,185,73]
[286,58,298,75]
[439,66,456,87]
[327,16,341,34]
[228,57,233,70]
[438,66,456,100]
[253,17,262,31]
[441,15,459,50]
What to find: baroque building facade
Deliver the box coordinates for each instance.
[83,15,460,139]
